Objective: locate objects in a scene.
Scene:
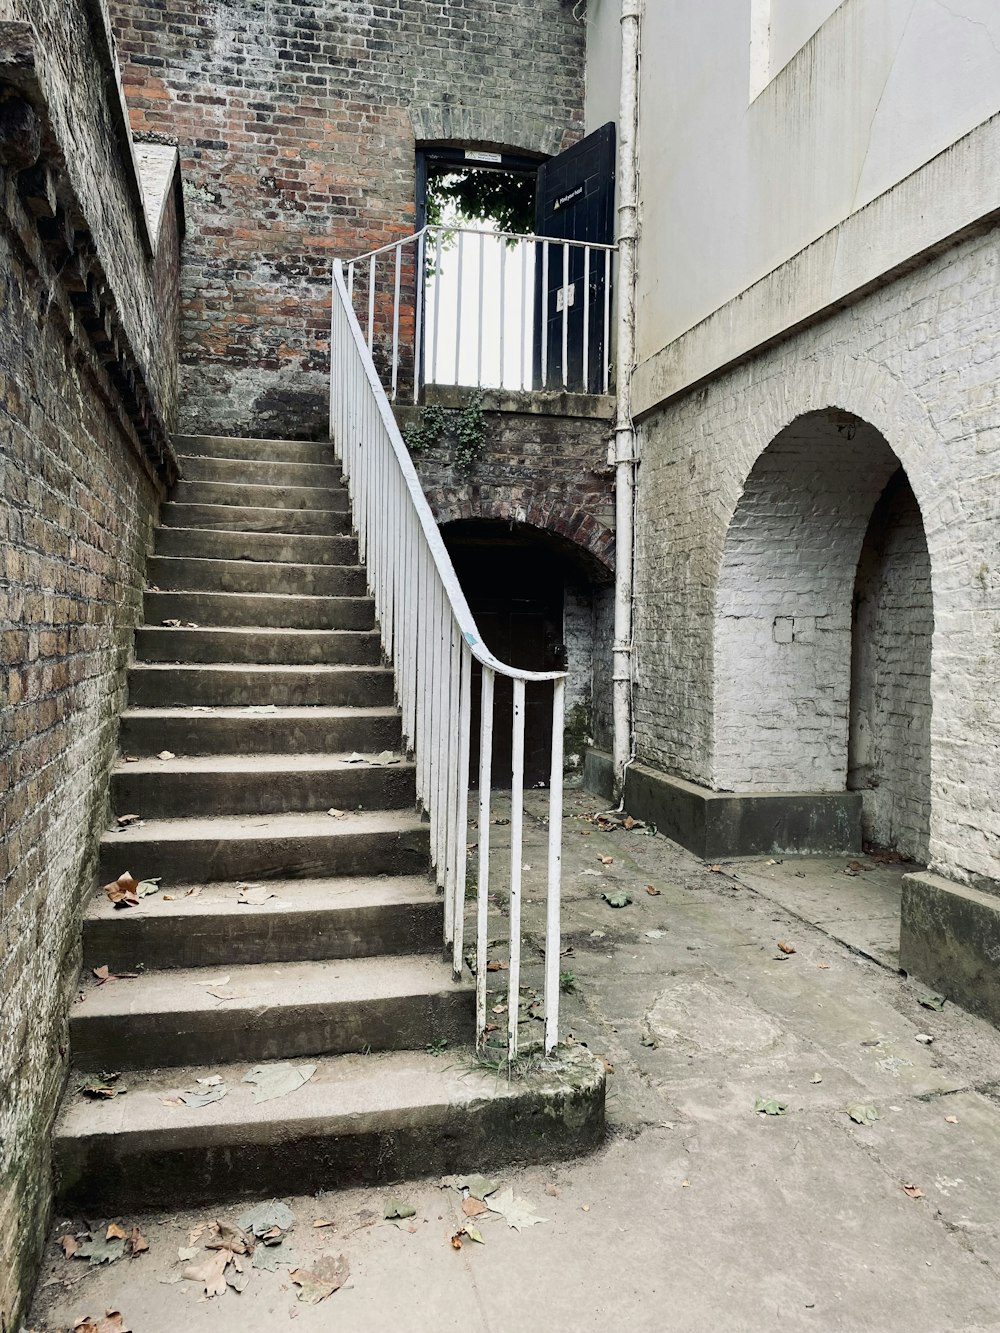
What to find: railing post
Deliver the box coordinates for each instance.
[476,668,495,1048]
[544,678,565,1055]
[507,678,525,1060]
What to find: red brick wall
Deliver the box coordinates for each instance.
[108,0,588,438]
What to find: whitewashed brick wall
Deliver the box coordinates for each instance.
[849,473,933,862]
[633,224,1000,891]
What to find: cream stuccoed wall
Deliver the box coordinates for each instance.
[585,0,621,140]
[632,0,1000,388]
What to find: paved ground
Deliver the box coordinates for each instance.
[29,784,1000,1332]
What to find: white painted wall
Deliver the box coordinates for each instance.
[632,0,1000,368]
[584,0,621,139]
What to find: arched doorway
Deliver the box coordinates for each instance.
[712,408,933,859]
[442,518,613,786]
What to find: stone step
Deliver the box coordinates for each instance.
[127,663,395,709]
[161,502,351,535]
[134,625,382,667]
[172,433,335,464]
[54,1046,605,1213]
[144,590,375,631]
[69,954,471,1072]
[177,453,343,488]
[153,526,358,565]
[172,479,350,511]
[147,555,366,596]
[98,808,429,884]
[111,752,416,818]
[82,875,441,971]
[119,705,402,757]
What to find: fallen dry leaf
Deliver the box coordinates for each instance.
[128,1227,149,1257]
[945,1115,959,1124]
[327,808,346,819]
[462,1197,489,1219]
[600,1057,615,1074]
[450,1233,463,1250]
[486,960,508,972]
[599,855,614,865]
[115,815,142,827]
[73,1312,130,1333]
[312,1218,335,1229]
[104,872,140,909]
[289,1255,349,1304]
[60,1234,80,1257]
[645,885,661,896]
[581,1204,591,1213]
[181,1246,230,1297]
[777,941,796,955]
[106,1223,127,1241]
[817,962,831,970]
[902,1183,925,1199]
[544,1184,561,1198]
[157,750,175,761]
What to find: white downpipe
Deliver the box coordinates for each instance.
[612,0,642,800]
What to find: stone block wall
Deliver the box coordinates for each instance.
[0,10,180,1324]
[633,224,1000,892]
[108,0,588,439]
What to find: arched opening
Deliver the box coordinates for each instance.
[441,519,613,786]
[848,470,933,862]
[713,408,933,860]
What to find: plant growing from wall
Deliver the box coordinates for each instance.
[404,392,488,473]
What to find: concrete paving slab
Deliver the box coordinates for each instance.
[30,786,1000,1331]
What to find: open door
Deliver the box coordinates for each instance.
[533,122,616,393]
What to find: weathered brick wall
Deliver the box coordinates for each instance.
[396,394,615,758]
[633,224,1000,892]
[108,0,588,439]
[850,473,933,862]
[0,10,180,1325]
[399,397,616,573]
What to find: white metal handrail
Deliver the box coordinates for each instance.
[346,224,616,400]
[330,258,567,1058]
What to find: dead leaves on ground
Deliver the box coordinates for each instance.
[289,1254,349,1304]
[77,1072,127,1100]
[103,871,160,909]
[73,1312,130,1333]
[63,1223,148,1267]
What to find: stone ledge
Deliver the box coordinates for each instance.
[585,754,862,860]
[900,872,1000,1027]
[421,384,616,421]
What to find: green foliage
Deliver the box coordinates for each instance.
[559,969,577,995]
[426,168,535,237]
[404,393,488,473]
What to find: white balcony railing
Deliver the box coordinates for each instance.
[345,225,616,401]
[329,258,567,1058]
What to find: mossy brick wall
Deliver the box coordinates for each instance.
[108,0,588,439]
[0,5,181,1325]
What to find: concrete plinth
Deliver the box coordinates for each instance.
[901,871,1000,1026]
[584,752,861,859]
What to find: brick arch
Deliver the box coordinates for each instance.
[421,484,615,580]
[409,106,568,158]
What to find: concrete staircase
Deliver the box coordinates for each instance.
[52,435,610,1214]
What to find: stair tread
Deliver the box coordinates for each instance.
[139,625,376,638]
[56,1046,518,1145]
[121,704,398,719]
[102,807,424,844]
[84,874,436,922]
[72,953,466,1021]
[129,662,391,675]
[149,555,359,571]
[113,751,410,774]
